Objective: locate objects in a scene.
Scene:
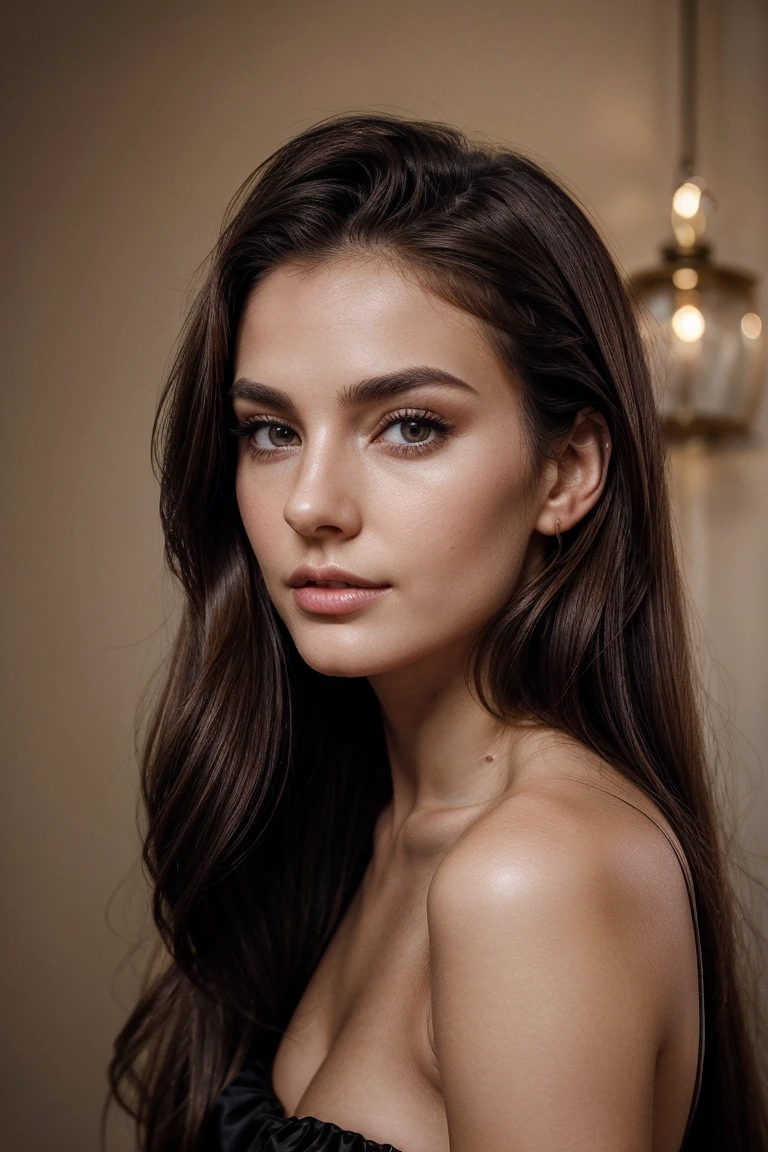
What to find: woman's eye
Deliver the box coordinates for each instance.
[380,418,437,446]
[247,422,300,450]
[265,423,299,448]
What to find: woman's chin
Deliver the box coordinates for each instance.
[296,650,393,679]
[291,636,416,680]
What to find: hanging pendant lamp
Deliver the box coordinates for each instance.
[630,0,764,439]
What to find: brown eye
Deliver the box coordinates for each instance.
[239,420,301,452]
[381,417,436,446]
[376,409,453,454]
[267,424,299,447]
[400,419,432,443]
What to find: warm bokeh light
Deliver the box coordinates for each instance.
[672,267,698,289]
[673,222,697,249]
[672,304,706,342]
[672,181,702,218]
[741,312,762,340]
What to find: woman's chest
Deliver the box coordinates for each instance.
[271,867,449,1152]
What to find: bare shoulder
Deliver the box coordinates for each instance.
[424,735,700,1149]
[427,737,692,952]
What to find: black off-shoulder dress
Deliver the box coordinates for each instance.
[216,803,705,1152]
[216,1034,400,1152]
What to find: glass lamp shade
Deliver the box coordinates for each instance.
[630,246,765,438]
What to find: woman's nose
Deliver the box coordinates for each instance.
[282,435,363,539]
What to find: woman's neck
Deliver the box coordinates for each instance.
[368,639,534,835]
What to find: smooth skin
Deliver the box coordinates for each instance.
[232,254,701,1152]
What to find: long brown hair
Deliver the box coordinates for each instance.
[108,113,767,1150]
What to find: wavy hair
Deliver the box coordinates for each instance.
[108,113,767,1150]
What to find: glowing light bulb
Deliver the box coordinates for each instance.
[672,267,698,290]
[673,182,702,218]
[672,304,705,342]
[741,313,762,340]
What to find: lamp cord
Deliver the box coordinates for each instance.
[679,0,698,182]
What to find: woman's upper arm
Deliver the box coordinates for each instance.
[426,823,661,1152]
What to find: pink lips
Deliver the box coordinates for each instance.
[293,585,391,615]
[288,565,392,616]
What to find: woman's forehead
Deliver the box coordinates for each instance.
[234,255,513,401]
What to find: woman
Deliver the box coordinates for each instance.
[109,114,766,1151]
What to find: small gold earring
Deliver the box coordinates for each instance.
[555,517,562,545]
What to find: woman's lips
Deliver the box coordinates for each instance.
[292,583,392,615]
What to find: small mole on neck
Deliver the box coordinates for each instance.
[485,754,494,762]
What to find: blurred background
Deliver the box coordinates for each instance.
[1,0,766,1148]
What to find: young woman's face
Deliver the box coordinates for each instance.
[233,255,550,679]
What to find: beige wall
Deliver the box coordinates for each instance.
[2,1,766,1148]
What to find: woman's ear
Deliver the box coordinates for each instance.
[534,408,611,537]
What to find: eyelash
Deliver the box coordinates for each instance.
[230,408,454,459]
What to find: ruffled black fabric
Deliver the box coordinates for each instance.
[215,1041,403,1152]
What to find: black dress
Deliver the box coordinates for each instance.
[216,1033,401,1152]
[216,801,705,1152]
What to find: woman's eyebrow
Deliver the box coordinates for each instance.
[229,366,476,414]
[338,366,476,408]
